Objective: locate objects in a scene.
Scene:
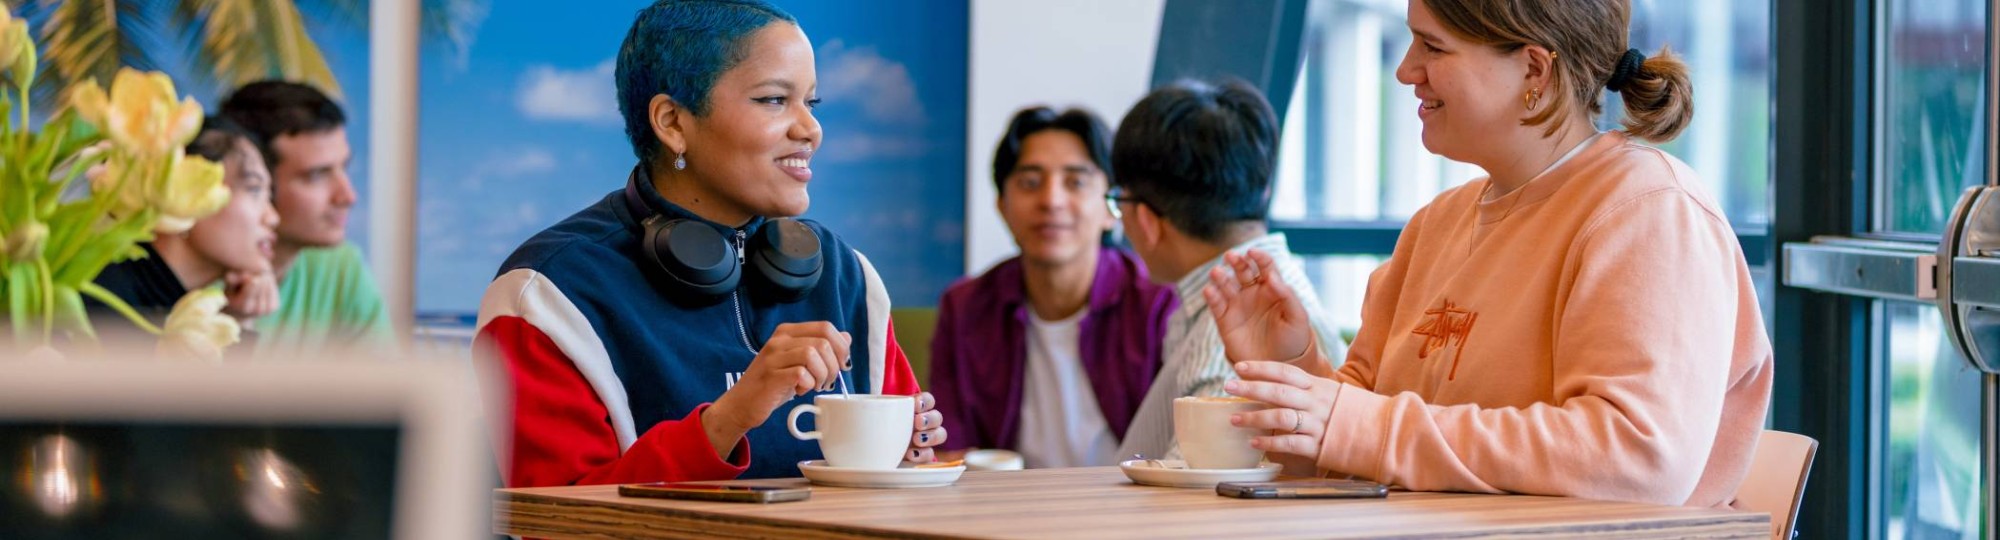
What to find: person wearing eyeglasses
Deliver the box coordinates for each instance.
[1105,80,1347,464]
[929,106,1177,468]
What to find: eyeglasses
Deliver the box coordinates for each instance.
[1105,186,1143,220]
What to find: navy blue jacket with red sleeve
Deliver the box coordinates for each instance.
[475,171,919,486]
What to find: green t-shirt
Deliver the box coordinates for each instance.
[253,243,393,357]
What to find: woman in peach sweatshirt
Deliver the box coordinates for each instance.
[1206,0,1773,508]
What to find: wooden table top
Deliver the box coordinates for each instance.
[496,466,1770,539]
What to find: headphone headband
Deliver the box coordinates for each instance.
[625,167,822,305]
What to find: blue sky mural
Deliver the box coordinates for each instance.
[412,1,969,316]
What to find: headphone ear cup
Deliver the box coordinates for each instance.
[640,216,741,304]
[746,219,822,302]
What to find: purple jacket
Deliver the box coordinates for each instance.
[930,247,1178,451]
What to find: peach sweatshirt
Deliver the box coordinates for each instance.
[1310,132,1773,507]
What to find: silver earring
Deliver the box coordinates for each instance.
[673,152,687,171]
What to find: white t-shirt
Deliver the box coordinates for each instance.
[1015,309,1121,468]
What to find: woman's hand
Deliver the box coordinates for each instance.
[904,391,948,464]
[1205,249,1313,363]
[222,270,280,321]
[1223,360,1341,463]
[703,322,850,459]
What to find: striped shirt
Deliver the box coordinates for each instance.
[1115,232,1346,460]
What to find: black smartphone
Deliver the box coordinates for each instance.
[1216,479,1389,499]
[619,482,811,503]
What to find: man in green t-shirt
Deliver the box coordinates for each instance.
[220,81,393,357]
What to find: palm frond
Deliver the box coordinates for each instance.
[34,0,165,111]
[421,0,489,55]
[179,0,340,99]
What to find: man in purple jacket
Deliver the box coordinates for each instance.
[930,107,1178,468]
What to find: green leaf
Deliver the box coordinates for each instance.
[78,280,159,335]
[51,283,92,343]
[8,263,30,344]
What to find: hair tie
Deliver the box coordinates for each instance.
[1607,48,1646,92]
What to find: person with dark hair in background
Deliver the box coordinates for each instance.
[218,80,392,356]
[89,119,282,339]
[1206,0,1771,507]
[929,106,1177,468]
[1106,79,1346,462]
[474,0,945,486]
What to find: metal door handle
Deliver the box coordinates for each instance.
[1936,185,2000,374]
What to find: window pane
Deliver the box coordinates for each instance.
[1623,0,1772,226]
[1273,0,1772,227]
[1880,302,1986,539]
[1878,0,1987,235]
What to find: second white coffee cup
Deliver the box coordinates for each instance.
[1173,396,1268,469]
[788,394,915,470]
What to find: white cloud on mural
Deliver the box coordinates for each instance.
[818,40,925,126]
[517,60,619,124]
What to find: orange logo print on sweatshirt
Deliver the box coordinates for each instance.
[1411,300,1477,379]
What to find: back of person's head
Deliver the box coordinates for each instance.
[217,80,345,169]
[616,0,797,166]
[185,117,262,166]
[1420,0,1693,142]
[1111,79,1278,244]
[991,106,1113,193]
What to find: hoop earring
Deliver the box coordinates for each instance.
[674,152,687,171]
[1524,88,1542,111]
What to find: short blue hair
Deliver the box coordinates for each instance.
[616,0,797,164]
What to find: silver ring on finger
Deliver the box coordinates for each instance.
[1290,409,1304,433]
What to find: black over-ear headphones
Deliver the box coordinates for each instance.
[624,170,823,305]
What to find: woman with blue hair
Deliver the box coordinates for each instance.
[476,0,946,486]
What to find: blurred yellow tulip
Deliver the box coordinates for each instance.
[152,153,229,235]
[10,21,36,87]
[81,69,203,159]
[0,12,23,79]
[70,79,107,129]
[6,220,46,263]
[90,154,150,219]
[156,288,241,362]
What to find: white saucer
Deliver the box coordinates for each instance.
[798,460,966,488]
[1118,459,1282,488]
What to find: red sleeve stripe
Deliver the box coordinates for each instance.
[476,268,639,450]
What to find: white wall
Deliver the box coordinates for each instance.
[965,0,1166,276]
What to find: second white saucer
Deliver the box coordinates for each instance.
[798,460,966,488]
[1118,459,1282,488]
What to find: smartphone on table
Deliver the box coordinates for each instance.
[619,482,811,504]
[1215,479,1388,499]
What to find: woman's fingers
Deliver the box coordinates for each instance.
[914,391,936,413]
[1250,433,1321,459]
[810,339,841,391]
[913,409,943,430]
[1209,263,1243,299]
[786,365,816,396]
[906,447,935,463]
[1230,407,1317,436]
[911,426,947,448]
[1229,250,1263,287]
[793,343,832,393]
[1223,378,1318,411]
[1233,360,1317,389]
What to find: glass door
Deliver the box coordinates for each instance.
[1779,0,1996,537]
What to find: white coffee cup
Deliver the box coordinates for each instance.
[1173,396,1268,469]
[788,394,914,470]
